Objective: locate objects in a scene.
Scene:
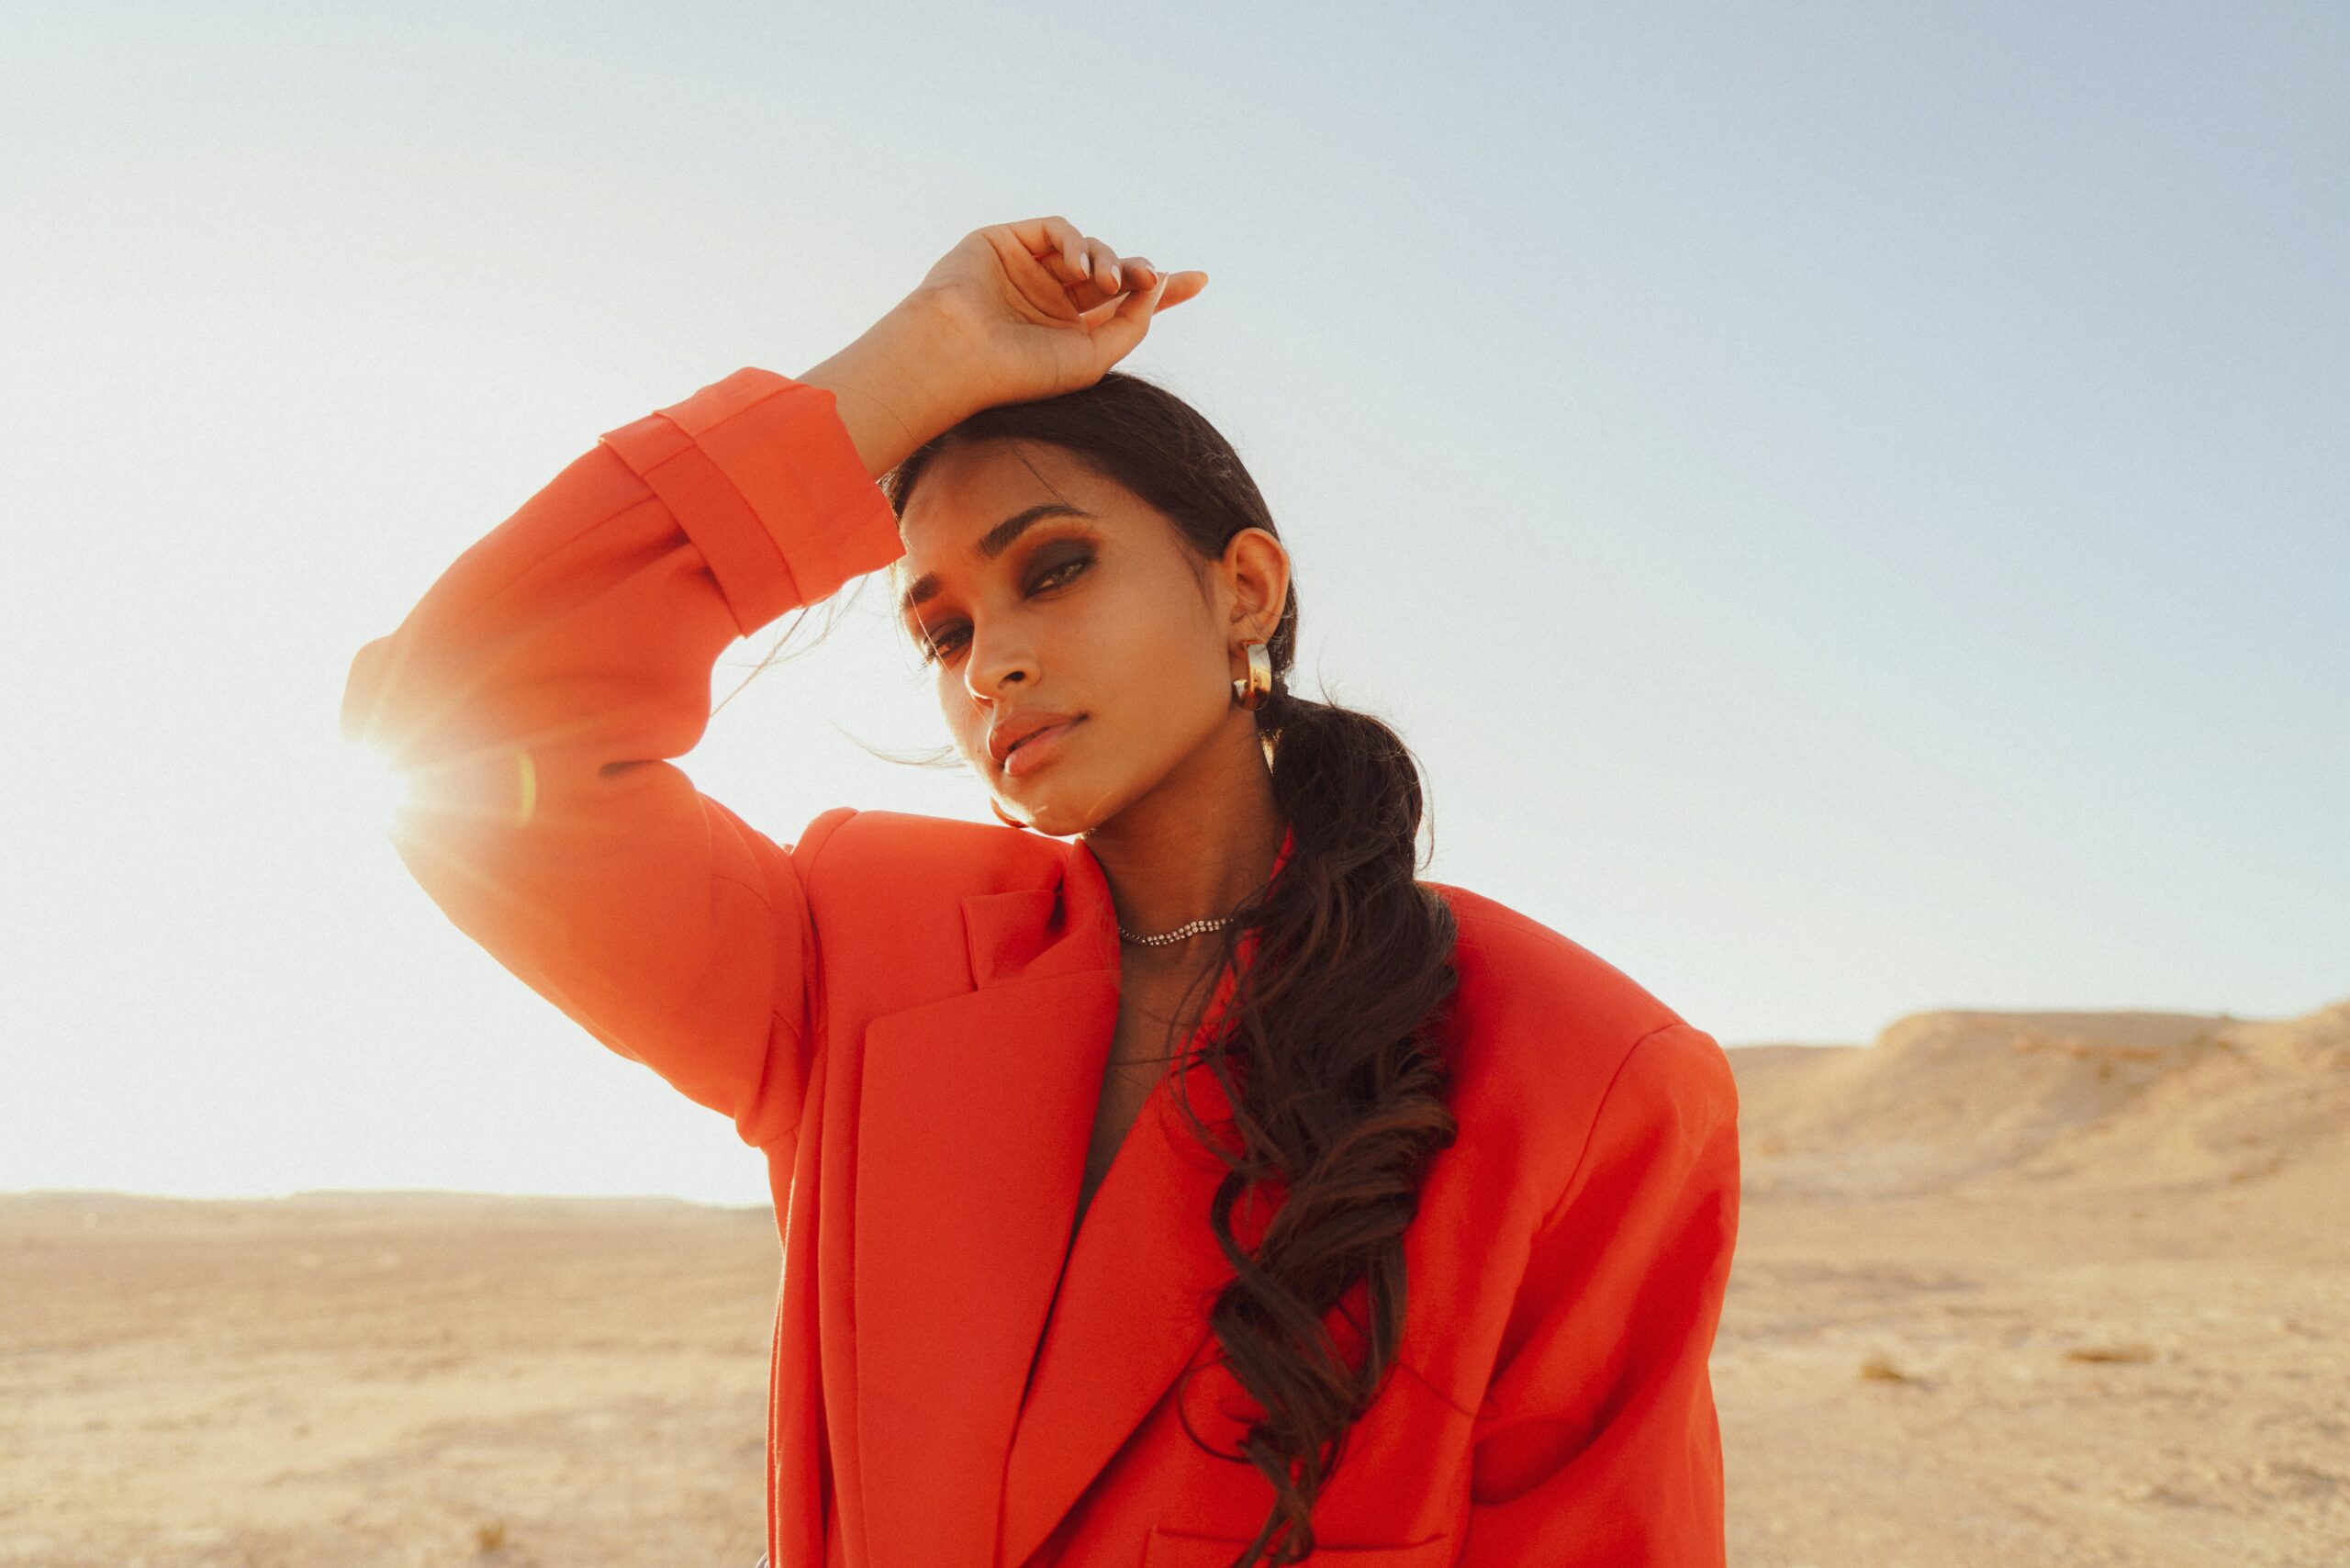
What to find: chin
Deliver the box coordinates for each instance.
[1003,795,1091,838]
[999,775,1121,839]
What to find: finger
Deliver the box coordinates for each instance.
[1095,268,1203,317]
[1081,235,1122,294]
[1073,254,1170,318]
[1003,215,1091,286]
[1063,244,1155,315]
[1095,270,1173,348]
[989,237,1089,324]
[1151,269,1209,310]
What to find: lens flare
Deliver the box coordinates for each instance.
[343,739,420,830]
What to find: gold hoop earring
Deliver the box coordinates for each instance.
[1232,639,1273,711]
[990,799,1024,829]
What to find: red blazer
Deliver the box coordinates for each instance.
[341,367,1743,1567]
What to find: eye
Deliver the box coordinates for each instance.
[1031,554,1090,593]
[915,622,968,666]
[913,552,1092,667]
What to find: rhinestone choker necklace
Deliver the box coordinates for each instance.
[1117,914,1233,946]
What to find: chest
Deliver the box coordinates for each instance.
[1071,968,1213,1236]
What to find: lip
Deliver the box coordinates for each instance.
[989,709,1083,767]
[1000,715,1084,779]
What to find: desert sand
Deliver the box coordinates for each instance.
[5,1000,2344,1566]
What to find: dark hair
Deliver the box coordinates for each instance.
[878,372,1461,1566]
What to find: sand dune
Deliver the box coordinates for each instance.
[4,999,2344,1564]
[1719,997,2348,1566]
[1732,999,2350,1206]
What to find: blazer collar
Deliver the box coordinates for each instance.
[853,822,1297,1567]
[962,823,1296,990]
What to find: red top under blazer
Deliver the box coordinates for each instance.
[340,366,1744,1568]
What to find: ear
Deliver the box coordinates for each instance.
[1216,527,1291,641]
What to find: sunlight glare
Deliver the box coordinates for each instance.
[341,738,420,834]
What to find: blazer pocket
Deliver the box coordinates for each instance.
[1145,1525,1452,1567]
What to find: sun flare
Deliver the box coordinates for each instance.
[343,739,420,830]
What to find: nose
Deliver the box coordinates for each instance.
[962,619,1038,702]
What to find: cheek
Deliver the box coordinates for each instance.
[1084,590,1225,724]
[934,677,986,756]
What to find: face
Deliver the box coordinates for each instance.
[892,437,1284,838]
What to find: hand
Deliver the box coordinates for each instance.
[799,218,1206,477]
[906,217,1209,411]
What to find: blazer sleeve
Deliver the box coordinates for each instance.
[1458,1021,1743,1564]
[337,367,906,1151]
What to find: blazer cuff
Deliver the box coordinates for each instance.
[597,366,907,637]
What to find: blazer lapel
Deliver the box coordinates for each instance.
[996,1012,1257,1568]
[999,828,1297,1563]
[852,829,1292,1568]
[852,835,1125,1568]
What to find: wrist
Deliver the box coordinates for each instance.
[799,297,990,477]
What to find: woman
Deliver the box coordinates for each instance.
[341,217,1741,1568]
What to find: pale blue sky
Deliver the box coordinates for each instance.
[4,2,2342,1204]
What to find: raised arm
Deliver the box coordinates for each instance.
[338,363,914,1150]
[338,218,1206,1152]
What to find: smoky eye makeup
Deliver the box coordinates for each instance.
[1025,538,1095,586]
[911,534,1101,666]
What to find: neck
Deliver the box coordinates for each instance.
[1081,717,1284,968]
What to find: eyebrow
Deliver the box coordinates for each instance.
[898,503,1098,616]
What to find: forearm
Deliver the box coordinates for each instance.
[799,295,990,477]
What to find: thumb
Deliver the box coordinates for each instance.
[1087,271,1172,366]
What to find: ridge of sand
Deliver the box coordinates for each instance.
[1729,997,2350,1219]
